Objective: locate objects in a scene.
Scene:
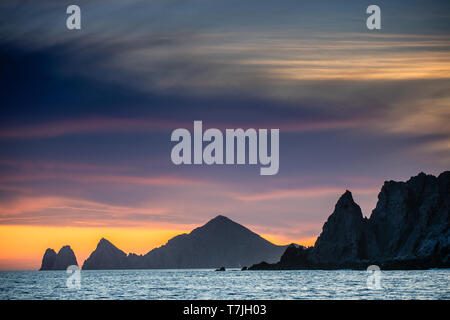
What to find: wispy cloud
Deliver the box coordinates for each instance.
[0,195,181,227]
[231,187,379,202]
[0,118,184,139]
[0,116,370,140]
[0,159,130,172]
[1,172,209,187]
[0,0,449,269]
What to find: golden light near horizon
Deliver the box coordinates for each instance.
[240,50,450,81]
[0,225,187,270]
[0,1,449,277]
[187,33,450,82]
[0,225,315,270]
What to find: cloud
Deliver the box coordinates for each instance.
[0,171,209,187]
[380,97,450,137]
[0,0,448,247]
[68,31,450,97]
[0,118,183,139]
[231,186,379,202]
[0,116,372,140]
[0,159,130,172]
[0,195,187,227]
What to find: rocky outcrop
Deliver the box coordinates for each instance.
[311,191,376,265]
[40,171,449,271]
[82,215,288,270]
[369,171,449,268]
[53,246,78,270]
[82,238,129,270]
[39,246,78,270]
[250,244,314,270]
[40,249,57,271]
[250,171,450,270]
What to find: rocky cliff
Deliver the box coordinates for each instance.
[39,245,78,270]
[39,172,449,271]
[82,238,129,270]
[40,248,57,270]
[250,171,450,270]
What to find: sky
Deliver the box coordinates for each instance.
[0,0,449,269]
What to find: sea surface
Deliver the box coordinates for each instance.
[0,269,448,300]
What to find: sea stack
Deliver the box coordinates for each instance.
[39,245,78,270]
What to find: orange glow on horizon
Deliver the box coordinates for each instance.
[0,225,187,270]
[0,225,314,270]
[259,233,317,248]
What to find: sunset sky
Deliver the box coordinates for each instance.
[1,0,449,269]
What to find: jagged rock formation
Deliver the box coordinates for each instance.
[82,215,288,270]
[82,238,129,270]
[371,172,449,266]
[40,171,449,271]
[40,249,57,270]
[39,245,78,270]
[250,171,450,270]
[312,190,376,265]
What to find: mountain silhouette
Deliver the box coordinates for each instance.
[250,171,450,270]
[82,238,129,269]
[39,245,78,270]
[82,215,288,269]
[40,171,449,271]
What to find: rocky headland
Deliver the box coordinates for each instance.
[250,171,449,270]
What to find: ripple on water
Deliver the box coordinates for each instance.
[0,269,449,299]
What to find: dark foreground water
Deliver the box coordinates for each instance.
[0,269,448,299]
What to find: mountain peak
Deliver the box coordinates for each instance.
[199,215,246,232]
[44,248,56,255]
[97,237,115,248]
[324,190,364,225]
[335,190,356,208]
[82,216,286,269]
[209,215,233,224]
[83,238,128,270]
[58,245,73,253]
[95,237,125,254]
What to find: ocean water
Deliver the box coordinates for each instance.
[0,269,448,300]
